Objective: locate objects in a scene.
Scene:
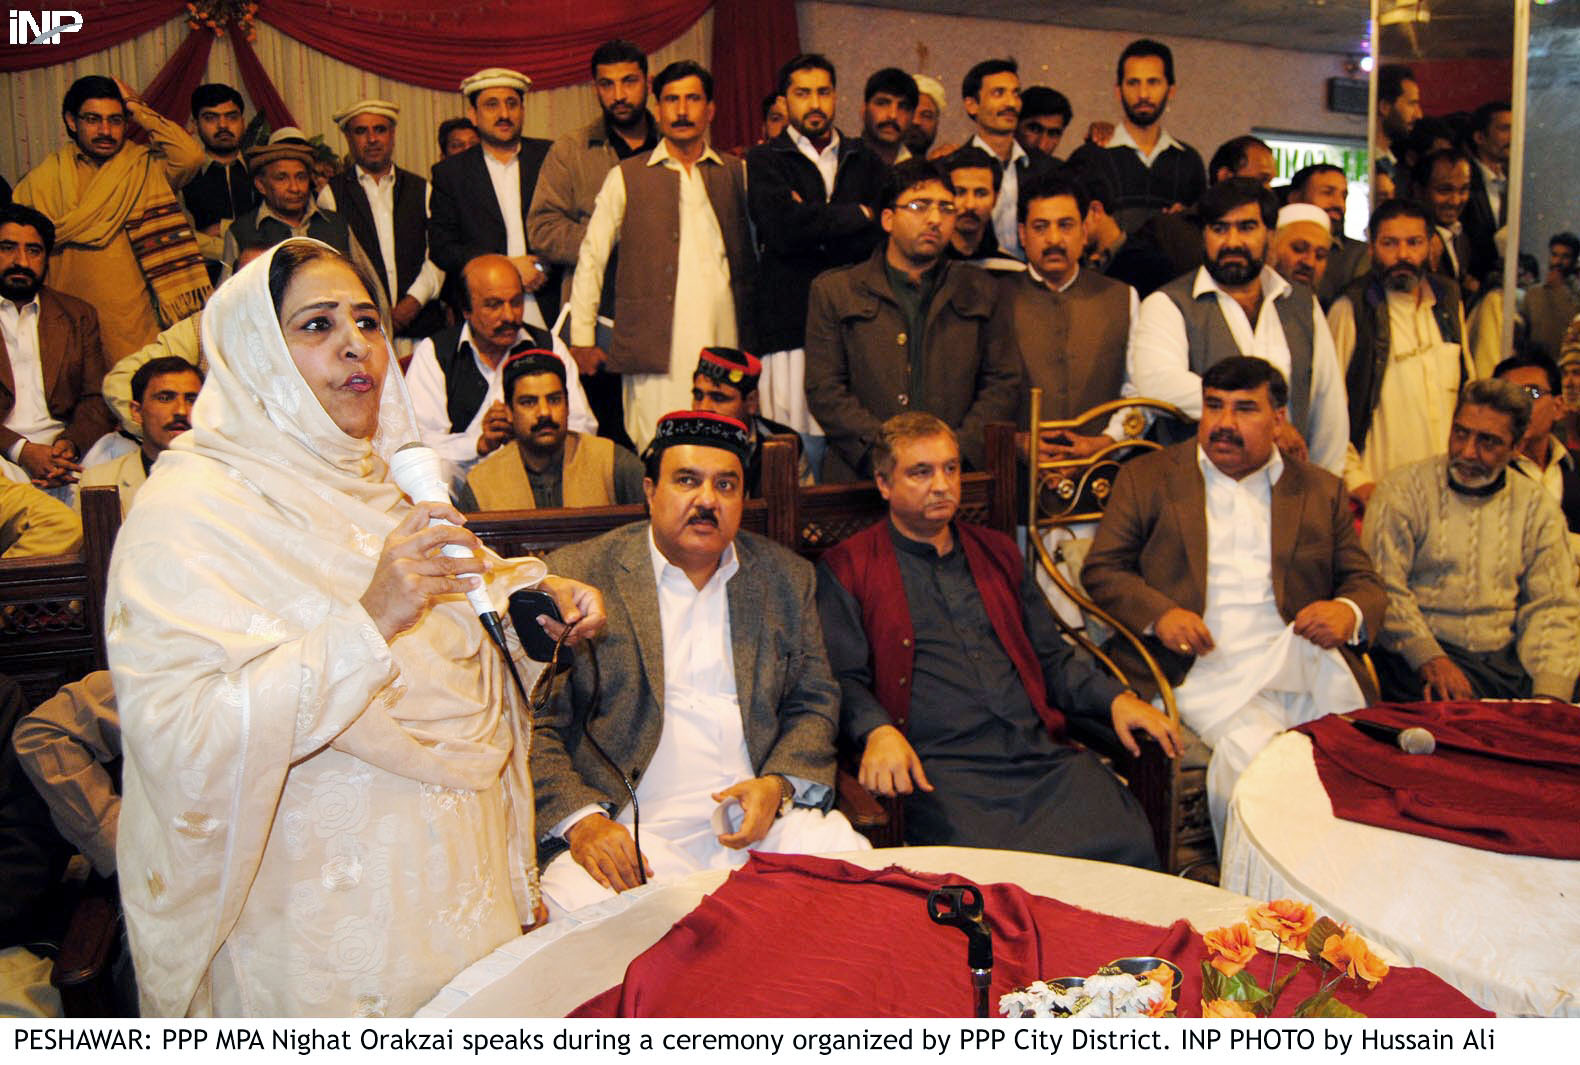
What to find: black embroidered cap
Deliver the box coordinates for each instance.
[694,346,762,395]
[644,410,753,468]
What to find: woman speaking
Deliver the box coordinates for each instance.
[107,239,601,1016]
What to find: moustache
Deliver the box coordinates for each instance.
[530,417,560,433]
[493,322,523,337]
[2,267,39,283]
[877,121,900,133]
[1209,428,1244,447]
[163,419,191,434]
[686,506,719,527]
[671,119,695,128]
[803,110,827,122]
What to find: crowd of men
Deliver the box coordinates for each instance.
[5,34,1580,1004]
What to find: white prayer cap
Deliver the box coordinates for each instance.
[913,74,946,113]
[332,98,399,128]
[460,68,532,98]
[1276,203,1332,236]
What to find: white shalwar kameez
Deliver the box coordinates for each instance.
[540,534,867,914]
[1167,449,1365,847]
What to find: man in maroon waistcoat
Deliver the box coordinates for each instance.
[815,412,1179,867]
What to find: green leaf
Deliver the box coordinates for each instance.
[1217,970,1271,1006]
[1302,994,1367,1019]
[1305,917,1345,961]
[1268,961,1305,1007]
[1200,960,1224,1002]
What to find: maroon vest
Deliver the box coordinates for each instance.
[822,519,1067,739]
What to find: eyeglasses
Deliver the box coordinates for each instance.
[895,198,958,217]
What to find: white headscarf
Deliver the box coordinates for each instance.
[109,240,544,1015]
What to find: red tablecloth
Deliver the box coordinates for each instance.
[1296,701,1580,859]
[570,852,1489,1017]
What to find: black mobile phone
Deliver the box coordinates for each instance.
[508,588,570,665]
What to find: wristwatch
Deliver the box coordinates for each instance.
[771,774,795,818]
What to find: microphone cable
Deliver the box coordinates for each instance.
[497,615,646,887]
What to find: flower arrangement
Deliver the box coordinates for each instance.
[1201,899,1389,1018]
[187,0,258,41]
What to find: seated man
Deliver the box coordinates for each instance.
[1083,357,1386,843]
[406,253,593,483]
[1363,378,1580,702]
[79,356,201,517]
[457,348,643,511]
[0,476,80,558]
[817,412,1178,868]
[13,670,119,878]
[534,411,868,912]
[1495,353,1580,562]
[689,346,812,494]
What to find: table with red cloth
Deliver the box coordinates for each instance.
[1221,702,1580,1017]
[419,846,1484,1018]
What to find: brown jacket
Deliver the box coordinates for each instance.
[991,267,1132,426]
[0,286,115,458]
[1081,441,1386,699]
[804,250,1018,480]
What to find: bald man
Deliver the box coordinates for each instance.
[406,254,595,484]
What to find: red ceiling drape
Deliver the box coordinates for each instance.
[709,0,799,152]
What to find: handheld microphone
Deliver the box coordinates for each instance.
[1342,716,1437,755]
[389,443,509,652]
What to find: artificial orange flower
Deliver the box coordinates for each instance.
[1247,898,1317,948]
[1321,929,1390,988]
[1202,998,1256,1018]
[1143,963,1175,997]
[1143,988,1177,1017]
[1203,923,1258,977]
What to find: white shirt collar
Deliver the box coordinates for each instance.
[789,126,839,157]
[355,163,395,186]
[1196,443,1285,489]
[647,525,738,590]
[1026,261,1080,292]
[648,138,723,169]
[1107,123,1184,161]
[969,132,1026,167]
[256,199,321,230]
[1191,263,1290,303]
[1,294,40,317]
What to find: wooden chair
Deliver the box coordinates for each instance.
[1023,389,1216,876]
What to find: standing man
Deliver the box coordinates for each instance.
[1287,163,1369,307]
[180,83,254,283]
[429,68,555,327]
[747,53,887,472]
[860,68,918,168]
[407,254,593,482]
[457,349,643,511]
[905,75,948,158]
[79,356,201,518]
[1414,149,1476,297]
[1462,100,1512,290]
[993,170,1140,458]
[1523,233,1580,361]
[1328,199,1473,507]
[14,76,208,362]
[320,99,445,341]
[437,118,478,161]
[941,147,1015,268]
[1269,203,1334,294]
[1083,357,1385,841]
[961,58,1052,261]
[222,129,369,277]
[1363,379,1579,702]
[1065,39,1206,236]
[533,411,868,910]
[1015,87,1073,162]
[0,204,114,492]
[528,40,659,447]
[804,158,1018,481]
[1374,65,1422,191]
[1208,135,1274,186]
[690,346,814,493]
[1495,353,1580,559]
[1129,179,1350,475]
[567,61,756,450]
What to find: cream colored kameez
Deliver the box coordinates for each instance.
[107,241,546,1017]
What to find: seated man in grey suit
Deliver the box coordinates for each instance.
[533,411,868,912]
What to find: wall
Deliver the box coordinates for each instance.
[797,1,1368,157]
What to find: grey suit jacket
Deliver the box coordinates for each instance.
[532,523,842,849]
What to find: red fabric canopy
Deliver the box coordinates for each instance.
[572,852,1490,1018]
[261,0,714,92]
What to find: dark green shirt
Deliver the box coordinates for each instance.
[884,257,943,405]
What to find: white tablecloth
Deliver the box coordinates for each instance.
[420,846,1280,1018]
[1221,731,1580,1017]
